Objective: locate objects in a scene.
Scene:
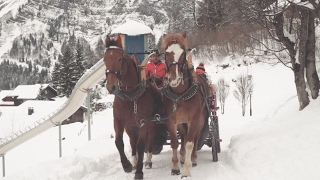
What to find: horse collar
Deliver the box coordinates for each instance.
[162,83,199,102]
[115,84,146,101]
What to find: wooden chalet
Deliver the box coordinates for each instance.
[2,84,58,106]
[0,84,87,125]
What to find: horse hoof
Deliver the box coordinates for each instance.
[144,162,152,169]
[171,169,181,175]
[134,173,143,180]
[123,161,133,173]
[181,176,191,179]
[192,163,197,167]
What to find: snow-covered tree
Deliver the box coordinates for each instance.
[74,43,86,80]
[59,45,77,97]
[36,84,47,100]
[217,77,230,114]
[233,73,253,116]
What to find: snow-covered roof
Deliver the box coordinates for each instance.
[111,20,154,36]
[0,90,14,105]
[7,84,51,99]
[0,100,67,138]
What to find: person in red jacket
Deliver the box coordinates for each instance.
[145,50,167,88]
[145,50,167,155]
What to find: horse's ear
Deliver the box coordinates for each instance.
[114,34,123,48]
[182,31,187,38]
[105,35,111,47]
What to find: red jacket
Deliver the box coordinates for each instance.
[145,61,166,77]
[145,61,166,86]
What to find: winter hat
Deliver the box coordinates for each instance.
[196,63,205,73]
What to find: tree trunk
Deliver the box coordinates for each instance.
[273,11,309,110]
[296,9,310,110]
[305,11,320,99]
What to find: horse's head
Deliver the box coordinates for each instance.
[162,32,188,87]
[104,34,131,94]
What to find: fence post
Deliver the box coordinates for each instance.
[2,155,5,177]
[87,90,91,141]
[59,123,62,158]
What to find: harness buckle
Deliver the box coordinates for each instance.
[154,114,160,122]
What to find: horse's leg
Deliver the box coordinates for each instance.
[167,121,180,175]
[177,124,186,165]
[134,125,148,180]
[145,122,156,169]
[191,132,200,167]
[192,114,206,166]
[114,119,132,172]
[181,123,198,178]
[125,125,138,169]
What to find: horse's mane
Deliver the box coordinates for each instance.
[161,33,188,51]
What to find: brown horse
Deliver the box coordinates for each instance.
[103,34,162,179]
[161,32,209,178]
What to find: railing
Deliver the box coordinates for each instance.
[0,59,105,154]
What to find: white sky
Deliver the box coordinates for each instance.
[0,61,320,180]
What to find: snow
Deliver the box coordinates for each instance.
[7,84,49,99]
[111,20,154,36]
[0,62,320,180]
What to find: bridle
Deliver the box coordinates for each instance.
[104,45,146,102]
[165,43,192,86]
[105,45,127,83]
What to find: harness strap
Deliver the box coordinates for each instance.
[115,84,146,101]
[162,83,199,102]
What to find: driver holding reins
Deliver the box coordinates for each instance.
[145,50,167,88]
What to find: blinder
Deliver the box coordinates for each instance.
[104,46,127,79]
[165,50,188,84]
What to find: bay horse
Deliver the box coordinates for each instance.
[103,34,162,179]
[161,32,209,178]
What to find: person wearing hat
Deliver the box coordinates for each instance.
[145,50,167,88]
[195,62,219,150]
[145,50,167,155]
[195,62,219,109]
[196,62,206,74]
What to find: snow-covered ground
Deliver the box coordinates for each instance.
[0,62,319,180]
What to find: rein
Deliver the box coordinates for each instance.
[105,46,146,101]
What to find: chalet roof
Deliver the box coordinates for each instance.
[111,20,154,36]
[0,90,13,105]
[0,100,65,138]
[0,99,86,138]
[7,84,56,100]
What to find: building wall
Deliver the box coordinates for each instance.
[61,109,85,125]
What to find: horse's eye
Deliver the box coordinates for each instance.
[118,58,121,62]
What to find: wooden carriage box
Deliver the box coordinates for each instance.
[111,20,154,63]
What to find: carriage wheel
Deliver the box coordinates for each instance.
[214,116,221,153]
[211,131,218,162]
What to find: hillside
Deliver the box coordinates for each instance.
[0,0,174,89]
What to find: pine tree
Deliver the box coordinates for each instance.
[51,62,62,94]
[74,42,86,80]
[59,46,77,97]
[36,84,47,100]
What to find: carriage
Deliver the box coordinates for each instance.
[105,21,221,179]
[162,92,222,162]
